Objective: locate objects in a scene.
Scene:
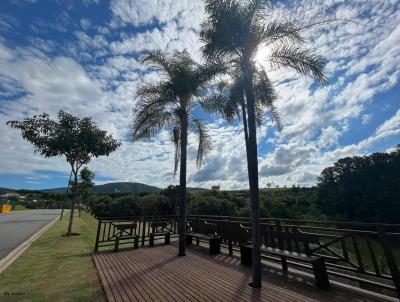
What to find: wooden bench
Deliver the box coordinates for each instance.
[216,221,252,256]
[186,220,221,255]
[149,221,171,247]
[240,227,329,289]
[113,222,139,252]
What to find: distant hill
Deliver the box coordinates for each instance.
[40,182,208,194]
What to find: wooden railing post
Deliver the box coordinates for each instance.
[276,220,284,250]
[94,219,102,252]
[377,226,400,299]
[142,217,147,246]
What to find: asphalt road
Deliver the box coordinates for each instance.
[0,209,61,260]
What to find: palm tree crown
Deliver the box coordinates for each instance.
[132,49,223,172]
[200,0,327,288]
[132,49,224,257]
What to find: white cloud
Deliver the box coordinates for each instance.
[362,114,372,125]
[1,0,400,190]
[109,0,204,28]
[80,18,91,30]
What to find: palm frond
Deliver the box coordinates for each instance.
[270,45,327,84]
[191,119,212,167]
[253,68,282,129]
[195,59,227,89]
[140,50,175,77]
[201,0,248,59]
[263,20,305,45]
[132,105,172,141]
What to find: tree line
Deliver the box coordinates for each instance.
[85,146,399,224]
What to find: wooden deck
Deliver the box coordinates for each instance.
[93,244,388,302]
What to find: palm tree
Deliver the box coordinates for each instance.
[200,0,327,287]
[132,49,224,256]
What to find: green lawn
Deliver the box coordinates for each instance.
[13,205,28,211]
[0,212,106,302]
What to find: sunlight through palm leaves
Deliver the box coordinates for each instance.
[200,0,327,287]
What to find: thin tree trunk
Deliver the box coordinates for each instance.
[244,72,262,288]
[241,100,249,151]
[67,167,78,236]
[178,117,188,256]
[60,168,73,220]
[78,195,82,218]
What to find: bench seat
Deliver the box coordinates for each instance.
[240,244,329,289]
[149,232,170,247]
[186,232,221,255]
[114,235,139,252]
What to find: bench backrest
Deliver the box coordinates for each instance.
[151,221,168,233]
[188,220,218,236]
[114,222,137,237]
[261,225,320,256]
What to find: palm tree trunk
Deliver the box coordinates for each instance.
[244,73,262,288]
[241,100,249,151]
[178,117,188,256]
[67,168,78,236]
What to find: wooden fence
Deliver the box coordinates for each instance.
[94,215,400,299]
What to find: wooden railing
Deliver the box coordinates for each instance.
[94,215,179,252]
[94,214,400,299]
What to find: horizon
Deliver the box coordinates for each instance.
[0,0,399,190]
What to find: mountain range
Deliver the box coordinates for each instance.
[39,182,208,194]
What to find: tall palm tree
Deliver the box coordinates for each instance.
[200,0,327,287]
[132,49,224,256]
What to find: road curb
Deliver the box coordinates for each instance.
[0,211,65,274]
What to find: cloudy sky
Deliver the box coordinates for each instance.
[0,0,399,190]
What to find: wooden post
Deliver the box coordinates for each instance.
[312,258,330,290]
[114,237,120,252]
[134,235,139,249]
[149,233,155,247]
[165,232,170,245]
[281,255,288,271]
[276,220,284,250]
[94,219,101,252]
[141,217,146,246]
[377,226,400,299]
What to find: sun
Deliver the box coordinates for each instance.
[254,45,272,69]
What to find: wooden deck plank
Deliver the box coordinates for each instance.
[154,246,309,302]
[93,244,383,302]
[101,252,150,302]
[93,253,117,302]
[98,253,132,302]
[140,248,250,302]
[115,250,189,302]
[148,247,268,302]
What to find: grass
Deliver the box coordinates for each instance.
[0,212,106,302]
[13,205,28,211]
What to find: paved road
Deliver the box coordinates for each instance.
[0,209,61,259]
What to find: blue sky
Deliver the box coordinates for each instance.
[0,0,399,190]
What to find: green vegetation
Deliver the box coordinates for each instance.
[84,147,399,224]
[317,145,400,223]
[13,204,27,211]
[42,182,162,194]
[0,212,105,302]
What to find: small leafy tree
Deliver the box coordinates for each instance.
[7,111,120,235]
[71,167,95,217]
